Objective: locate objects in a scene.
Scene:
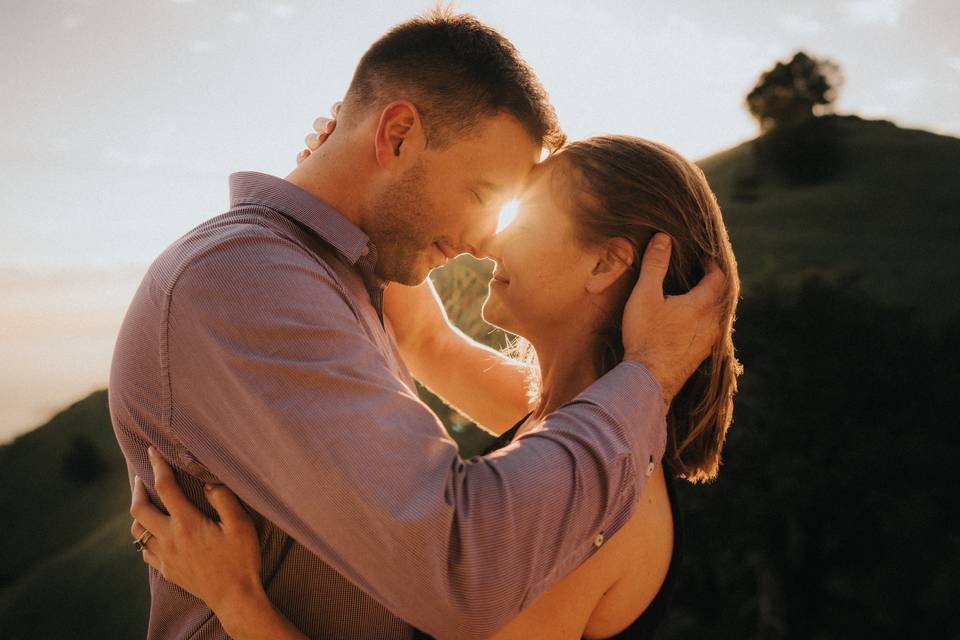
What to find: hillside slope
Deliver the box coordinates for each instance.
[698,115,960,326]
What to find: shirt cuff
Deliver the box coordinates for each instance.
[577,359,668,473]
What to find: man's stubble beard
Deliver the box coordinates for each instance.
[361,160,437,286]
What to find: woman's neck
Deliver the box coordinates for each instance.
[530,330,604,422]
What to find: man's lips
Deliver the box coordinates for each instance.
[492,271,510,284]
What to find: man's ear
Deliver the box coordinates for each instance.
[585,237,635,294]
[373,101,425,171]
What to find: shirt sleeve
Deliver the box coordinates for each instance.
[164,231,667,640]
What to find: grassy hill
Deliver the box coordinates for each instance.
[698,115,960,326]
[2,115,956,637]
[0,391,150,638]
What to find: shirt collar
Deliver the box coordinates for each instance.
[228,171,371,266]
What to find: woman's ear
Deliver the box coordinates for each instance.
[374,101,425,171]
[585,237,635,294]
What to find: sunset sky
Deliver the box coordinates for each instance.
[2,0,959,442]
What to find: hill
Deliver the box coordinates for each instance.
[698,115,960,326]
[0,391,150,638]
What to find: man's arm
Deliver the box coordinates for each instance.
[163,234,666,640]
[384,279,533,435]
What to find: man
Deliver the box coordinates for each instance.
[112,9,723,640]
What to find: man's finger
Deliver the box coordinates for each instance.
[131,519,146,539]
[635,233,673,302]
[685,261,727,309]
[148,446,201,524]
[305,132,319,149]
[205,484,253,533]
[130,475,170,537]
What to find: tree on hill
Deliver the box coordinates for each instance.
[746,51,843,132]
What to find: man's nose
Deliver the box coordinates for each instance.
[474,234,502,262]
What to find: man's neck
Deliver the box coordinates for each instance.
[284,140,370,231]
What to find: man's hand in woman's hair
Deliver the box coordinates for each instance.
[621,232,726,410]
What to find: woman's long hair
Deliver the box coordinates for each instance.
[534,135,742,483]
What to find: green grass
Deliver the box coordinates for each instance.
[697,115,960,326]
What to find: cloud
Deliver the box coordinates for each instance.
[188,40,217,54]
[780,14,822,37]
[62,15,83,30]
[840,0,913,26]
[270,3,296,19]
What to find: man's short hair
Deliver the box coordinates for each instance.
[342,7,565,152]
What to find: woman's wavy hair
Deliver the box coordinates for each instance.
[542,135,742,483]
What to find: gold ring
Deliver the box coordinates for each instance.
[133,529,153,551]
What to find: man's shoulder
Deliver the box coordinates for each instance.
[148,207,341,296]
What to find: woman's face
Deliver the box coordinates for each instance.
[480,159,599,341]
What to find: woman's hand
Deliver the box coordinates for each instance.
[130,448,309,639]
[130,447,263,618]
[296,101,341,164]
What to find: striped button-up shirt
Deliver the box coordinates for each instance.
[109,171,667,640]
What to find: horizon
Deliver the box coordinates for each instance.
[3,0,960,443]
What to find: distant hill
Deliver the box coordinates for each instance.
[3,115,956,638]
[0,391,149,638]
[698,115,960,326]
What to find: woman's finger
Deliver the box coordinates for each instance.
[313,116,333,134]
[331,101,341,118]
[148,446,202,524]
[305,132,320,149]
[131,518,146,539]
[141,546,162,574]
[204,484,255,533]
[296,149,311,164]
[130,475,171,537]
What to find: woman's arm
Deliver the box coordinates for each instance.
[130,447,307,640]
[383,279,533,434]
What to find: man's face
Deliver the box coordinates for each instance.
[363,112,540,285]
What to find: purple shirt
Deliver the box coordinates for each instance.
[109,171,667,640]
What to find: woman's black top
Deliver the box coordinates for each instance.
[413,413,682,639]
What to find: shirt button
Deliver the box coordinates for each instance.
[360,245,370,256]
[646,460,655,477]
[594,532,604,547]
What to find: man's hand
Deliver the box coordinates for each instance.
[296,101,341,164]
[622,233,726,409]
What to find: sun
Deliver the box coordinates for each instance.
[496,199,520,233]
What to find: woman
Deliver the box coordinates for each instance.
[131,128,741,639]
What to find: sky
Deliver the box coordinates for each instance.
[2,0,959,442]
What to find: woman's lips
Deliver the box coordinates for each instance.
[492,272,510,285]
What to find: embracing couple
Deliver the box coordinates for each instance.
[111,8,740,640]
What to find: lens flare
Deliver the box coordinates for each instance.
[497,199,520,233]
